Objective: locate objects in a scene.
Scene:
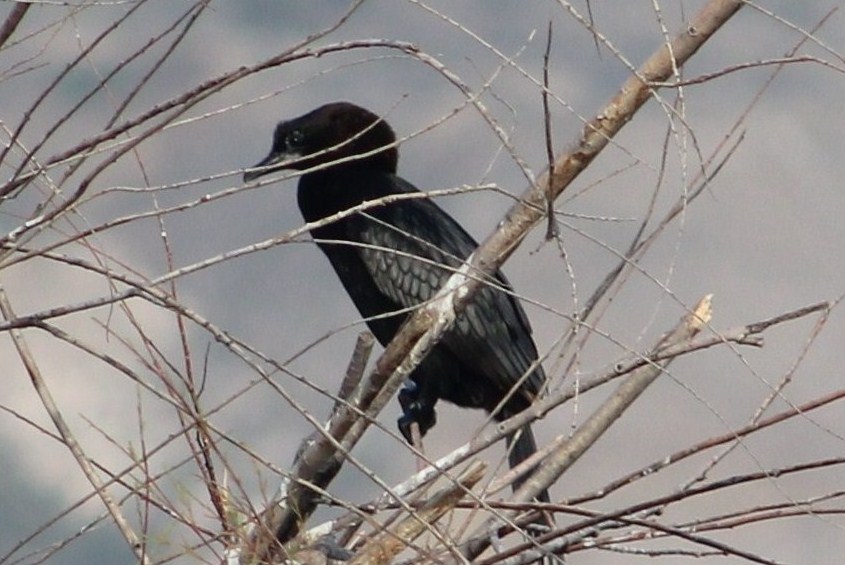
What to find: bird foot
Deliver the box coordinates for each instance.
[398,381,436,444]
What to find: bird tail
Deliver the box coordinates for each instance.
[506,424,550,503]
[507,425,554,563]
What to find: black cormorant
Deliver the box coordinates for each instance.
[245,102,547,500]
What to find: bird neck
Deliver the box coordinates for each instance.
[296,166,394,225]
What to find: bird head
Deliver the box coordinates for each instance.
[243,102,399,182]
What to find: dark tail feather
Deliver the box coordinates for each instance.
[506,424,550,503]
[508,425,555,563]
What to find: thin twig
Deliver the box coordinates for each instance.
[0,287,153,565]
[542,20,558,240]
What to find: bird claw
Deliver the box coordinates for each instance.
[398,381,436,443]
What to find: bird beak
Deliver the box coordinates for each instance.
[243,149,300,183]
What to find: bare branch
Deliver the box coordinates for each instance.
[349,462,486,565]
[0,2,29,48]
[0,287,152,564]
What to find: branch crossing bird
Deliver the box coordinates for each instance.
[244,102,549,505]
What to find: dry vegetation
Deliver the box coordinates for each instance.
[1,1,843,564]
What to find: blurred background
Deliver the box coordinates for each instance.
[1,1,843,563]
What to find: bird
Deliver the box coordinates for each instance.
[244,102,548,501]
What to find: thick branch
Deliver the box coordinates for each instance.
[0,3,28,48]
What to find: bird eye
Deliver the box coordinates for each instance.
[286,129,304,148]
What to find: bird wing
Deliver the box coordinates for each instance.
[354,174,544,399]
